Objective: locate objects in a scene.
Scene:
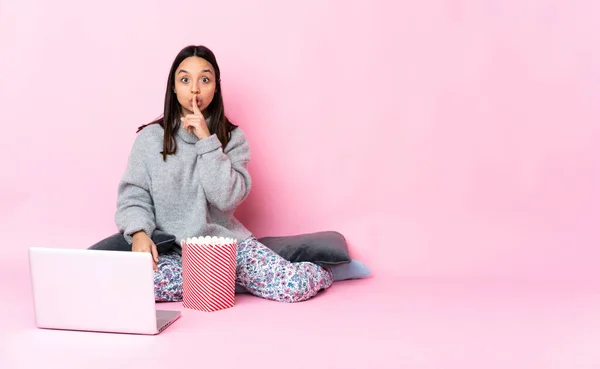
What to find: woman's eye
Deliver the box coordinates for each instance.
[202,77,210,83]
[181,77,189,83]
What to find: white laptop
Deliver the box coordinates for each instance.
[28,247,181,335]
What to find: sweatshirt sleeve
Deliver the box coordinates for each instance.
[114,135,156,243]
[194,129,251,212]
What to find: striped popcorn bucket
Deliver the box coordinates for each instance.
[181,236,238,312]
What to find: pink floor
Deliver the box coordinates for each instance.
[2,258,600,369]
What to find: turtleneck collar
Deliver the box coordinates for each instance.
[175,116,212,144]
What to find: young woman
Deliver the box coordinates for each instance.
[89,45,337,303]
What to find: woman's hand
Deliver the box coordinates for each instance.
[132,231,159,271]
[183,98,210,140]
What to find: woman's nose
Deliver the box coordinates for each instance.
[191,82,200,93]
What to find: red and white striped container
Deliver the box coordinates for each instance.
[181,236,238,312]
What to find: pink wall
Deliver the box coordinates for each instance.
[1,0,599,282]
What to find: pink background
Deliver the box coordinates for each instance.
[3,2,600,368]
[1,0,599,283]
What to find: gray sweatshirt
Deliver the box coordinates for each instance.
[115,121,253,245]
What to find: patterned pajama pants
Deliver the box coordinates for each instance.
[154,237,334,303]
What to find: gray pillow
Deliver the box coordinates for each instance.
[257,231,351,266]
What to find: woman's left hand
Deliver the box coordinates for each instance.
[183,99,210,139]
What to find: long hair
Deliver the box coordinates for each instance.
[137,45,238,161]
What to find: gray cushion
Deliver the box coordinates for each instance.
[89,230,352,295]
[257,231,351,267]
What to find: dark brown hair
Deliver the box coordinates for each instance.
[137,45,237,160]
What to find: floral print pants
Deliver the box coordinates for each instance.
[154,237,334,303]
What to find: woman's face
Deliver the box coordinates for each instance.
[173,56,216,116]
